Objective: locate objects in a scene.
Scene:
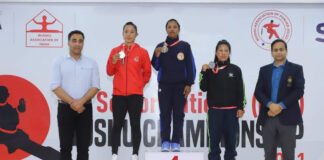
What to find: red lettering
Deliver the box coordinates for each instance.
[142,97,149,113]
[190,94,197,113]
[300,97,304,115]
[109,98,113,112]
[298,153,304,160]
[184,101,188,113]
[172,155,178,160]
[97,91,107,113]
[198,92,202,113]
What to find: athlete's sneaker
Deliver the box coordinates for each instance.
[161,141,170,152]
[171,143,180,152]
[112,154,118,160]
[131,154,139,160]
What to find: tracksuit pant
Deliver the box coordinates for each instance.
[111,95,143,155]
[207,108,239,160]
[158,83,186,144]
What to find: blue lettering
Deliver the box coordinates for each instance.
[316,23,324,42]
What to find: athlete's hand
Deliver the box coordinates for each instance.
[236,109,245,118]
[202,64,210,72]
[112,53,121,64]
[183,85,191,99]
[155,47,162,57]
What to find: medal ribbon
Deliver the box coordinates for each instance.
[212,65,227,74]
[164,40,180,47]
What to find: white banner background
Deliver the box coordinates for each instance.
[0,3,324,160]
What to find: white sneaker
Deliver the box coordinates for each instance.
[131,154,139,160]
[112,154,118,160]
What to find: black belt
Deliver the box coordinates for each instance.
[58,100,92,105]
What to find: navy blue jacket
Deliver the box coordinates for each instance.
[151,37,196,85]
[255,60,305,126]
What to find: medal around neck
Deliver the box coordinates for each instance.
[119,51,125,59]
[161,45,168,53]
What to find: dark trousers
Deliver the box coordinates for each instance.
[262,117,297,160]
[158,83,186,143]
[57,103,92,160]
[111,95,143,155]
[208,108,239,160]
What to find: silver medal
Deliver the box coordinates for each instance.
[119,51,125,59]
[209,61,216,69]
[161,45,168,53]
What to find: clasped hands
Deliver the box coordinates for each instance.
[268,103,283,117]
[69,99,86,114]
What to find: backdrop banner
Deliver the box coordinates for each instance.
[0,3,324,160]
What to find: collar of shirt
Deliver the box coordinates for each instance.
[165,36,179,45]
[65,54,83,62]
[272,60,287,69]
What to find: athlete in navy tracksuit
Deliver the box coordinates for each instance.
[200,40,245,160]
[151,19,196,152]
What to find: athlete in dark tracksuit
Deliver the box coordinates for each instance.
[151,35,196,150]
[200,40,246,160]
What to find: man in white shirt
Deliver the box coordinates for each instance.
[50,30,100,160]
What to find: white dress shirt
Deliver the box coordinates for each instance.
[50,54,100,99]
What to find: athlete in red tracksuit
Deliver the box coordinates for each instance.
[106,22,151,160]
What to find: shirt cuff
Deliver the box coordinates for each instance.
[50,84,60,91]
[279,102,287,109]
[266,101,272,108]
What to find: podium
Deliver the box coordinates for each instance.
[145,152,204,160]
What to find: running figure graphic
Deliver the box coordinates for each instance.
[263,20,280,39]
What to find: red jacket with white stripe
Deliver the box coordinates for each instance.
[106,43,151,96]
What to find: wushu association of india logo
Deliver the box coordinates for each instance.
[251,10,292,50]
[0,75,60,160]
[26,9,63,48]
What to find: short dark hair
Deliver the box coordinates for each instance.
[165,19,180,30]
[123,21,137,33]
[271,39,287,51]
[68,30,85,41]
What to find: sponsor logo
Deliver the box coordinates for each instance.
[177,52,184,61]
[134,56,139,62]
[26,9,63,48]
[251,10,292,50]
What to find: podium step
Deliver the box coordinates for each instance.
[145,152,204,160]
